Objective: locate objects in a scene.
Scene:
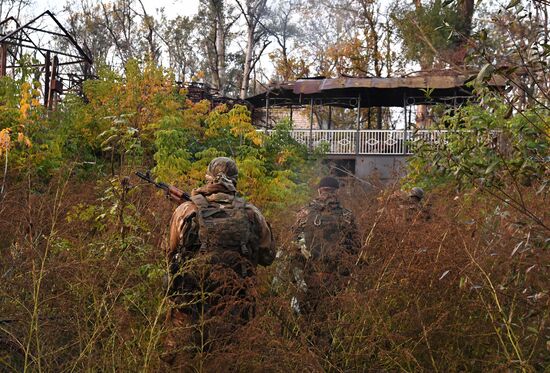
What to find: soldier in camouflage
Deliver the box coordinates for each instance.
[398,186,431,221]
[291,176,360,315]
[164,157,275,365]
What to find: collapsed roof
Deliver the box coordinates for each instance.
[246,73,506,108]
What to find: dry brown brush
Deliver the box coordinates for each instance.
[0,172,548,372]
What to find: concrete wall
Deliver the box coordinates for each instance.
[254,107,318,129]
[354,155,409,182]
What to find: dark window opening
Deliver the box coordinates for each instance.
[324,158,355,177]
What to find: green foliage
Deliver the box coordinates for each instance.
[392,0,465,67]
[406,86,549,227]
[409,91,548,185]
[237,119,314,213]
[0,77,21,125]
[152,116,193,184]
[2,5,550,371]
[1,58,318,217]
[150,105,316,213]
[83,60,182,151]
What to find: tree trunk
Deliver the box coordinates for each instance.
[240,25,255,99]
[215,8,226,95]
[457,0,475,36]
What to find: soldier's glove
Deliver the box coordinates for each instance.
[169,253,182,275]
[165,253,184,296]
[162,273,170,291]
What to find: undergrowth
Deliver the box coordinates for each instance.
[1,171,548,372]
[0,58,548,372]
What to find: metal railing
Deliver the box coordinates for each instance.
[259,129,450,155]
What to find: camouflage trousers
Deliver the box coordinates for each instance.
[162,263,257,367]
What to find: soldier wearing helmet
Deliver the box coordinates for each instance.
[163,157,274,366]
[393,186,430,222]
[291,176,360,315]
[409,186,424,202]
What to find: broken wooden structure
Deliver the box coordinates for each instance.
[0,11,93,110]
[178,81,251,108]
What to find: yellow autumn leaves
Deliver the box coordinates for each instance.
[0,81,37,157]
[0,128,10,157]
[205,104,263,146]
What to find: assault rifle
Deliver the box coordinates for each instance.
[135,170,191,204]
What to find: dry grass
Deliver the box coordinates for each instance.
[0,172,548,372]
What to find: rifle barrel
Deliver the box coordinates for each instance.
[135,171,190,202]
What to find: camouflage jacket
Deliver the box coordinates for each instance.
[292,192,360,274]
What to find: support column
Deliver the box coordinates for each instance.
[367,107,371,129]
[328,105,332,129]
[44,51,51,107]
[403,92,408,155]
[309,98,314,150]
[48,55,59,110]
[0,44,7,77]
[289,105,293,124]
[265,94,271,129]
[408,99,412,127]
[265,95,270,128]
[355,95,361,155]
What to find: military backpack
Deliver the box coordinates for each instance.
[177,193,262,278]
[303,199,353,261]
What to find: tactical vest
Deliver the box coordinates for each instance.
[189,193,255,265]
[303,200,351,261]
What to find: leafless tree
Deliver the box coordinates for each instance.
[235,0,270,99]
[197,0,239,95]
[263,0,302,81]
[0,0,32,22]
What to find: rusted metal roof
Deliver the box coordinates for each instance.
[246,73,506,108]
[294,76,477,93]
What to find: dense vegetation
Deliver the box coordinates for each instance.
[0,0,549,372]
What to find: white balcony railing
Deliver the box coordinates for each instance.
[259,129,450,155]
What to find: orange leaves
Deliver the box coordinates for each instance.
[0,128,11,157]
[0,128,28,158]
[181,100,210,134]
[0,80,39,158]
[19,102,31,119]
[325,37,372,76]
[19,82,32,118]
[17,132,32,148]
[195,70,206,80]
[84,60,180,138]
[276,149,292,165]
[269,51,310,81]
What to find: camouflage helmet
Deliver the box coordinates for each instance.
[409,187,424,200]
[207,157,238,183]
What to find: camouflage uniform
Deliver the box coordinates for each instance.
[396,187,431,222]
[291,177,360,315]
[164,157,274,363]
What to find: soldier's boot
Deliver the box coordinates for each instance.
[161,308,194,367]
